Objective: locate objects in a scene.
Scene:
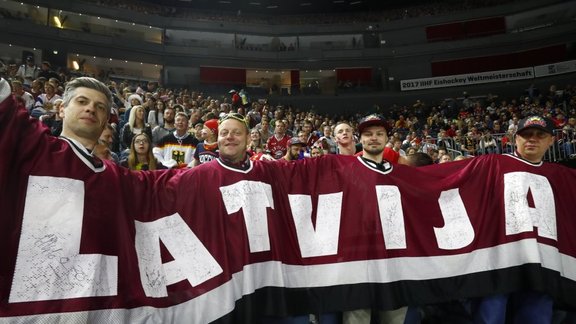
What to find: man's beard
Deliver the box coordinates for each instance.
[364,146,384,156]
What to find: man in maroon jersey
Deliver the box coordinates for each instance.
[344,114,407,324]
[353,114,408,165]
[266,119,291,159]
[472,115,556,324]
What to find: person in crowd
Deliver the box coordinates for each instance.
[257,115,273,143]
[405,146,418,155]
[29,78,44,100]
[121,133,164,170]
[310,144,324,158]
[121,105,152,152]
[37,61,60,81]
[333,121,358,155]
[478,129,498,154]
[391,138,406,157]
[282,137,306,161]
[39,98,64,136]
[31,81,61,119]
[355,116,408,165]
[248,128,265,156]
[99,123,120,163]
[152,105,176,145]
[122,93,144,123]
[266,119,291,159]
[319,124,337,154]
[192,118,219,166]
[15,56,39,86]
[10,80,35,112]
[344,114,407,324]
[147,99,166,128]
[153,111,198,168]
[471,115,557,324]
[404,152,434,166]
[301,119,319,148]
[438,153,452,163]
[92,139,115,162]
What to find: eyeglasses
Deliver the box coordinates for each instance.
[219,113,249,129]
[134,139,149,144]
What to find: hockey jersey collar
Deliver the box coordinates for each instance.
[506,151,544,167]
[357,156,393,175]
[217,154,253,174]
[61,137,107,172]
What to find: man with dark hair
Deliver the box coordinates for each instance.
[152,105,176,146]
[405,152,434,167]
[345,114,407,324]
[283,137,305,161]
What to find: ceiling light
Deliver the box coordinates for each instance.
[350,1,361,4]
[267,5,278,8]
[249,2,260,4]
[300,2,311,5]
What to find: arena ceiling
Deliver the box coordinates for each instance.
[141,0,429,15]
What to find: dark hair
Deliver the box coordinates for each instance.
[406,152,434,167]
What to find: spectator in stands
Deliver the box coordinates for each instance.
[301,119,319,148]
[310,144,324,158]
[29,79,43,100]
[478,130,498,154]
[192,119,219,166]
[32,81,61,118]
[10,80,35,112]
[404,152,433,167]
[99,123,120,162]
[121,133,164,170]
[147,99,166,128]
[121,105,152,152]
[39,98,64,136]
[256,115,273,143]
[266,119,291,159]
[15,56,39,86]
[319,125,337,154]
[282,137,305,161]
[152,105,176,145]
[333,121,357,155]
[406,146,418,155]
[153,112,198,168]
[38,61,60,82]
[247,128,264,155]
[438,153,452,163]
[392,138,406,156]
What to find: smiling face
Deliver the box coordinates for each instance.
[61,87,110,149]
[218,118,249,163]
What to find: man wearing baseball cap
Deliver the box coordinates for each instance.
[282,137,306,161]
[472,115,555,324]
[345,113,407,324]
[355,114,408,165]
[513,115,555,163]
